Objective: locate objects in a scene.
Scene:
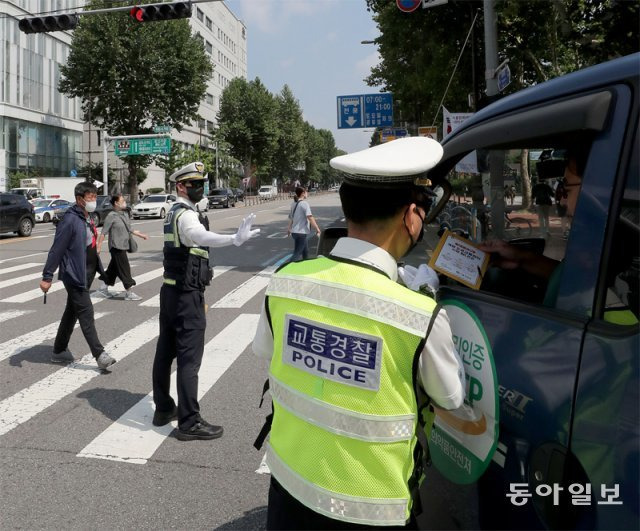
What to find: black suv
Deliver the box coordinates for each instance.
[0,193,35,236]
[208,188,237,208]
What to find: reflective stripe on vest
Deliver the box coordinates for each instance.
[266,274,433,336]
[270,376,414,443]
[266,444,409,527]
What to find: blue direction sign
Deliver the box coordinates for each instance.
[337,93,393,129]
[497,64,511,92]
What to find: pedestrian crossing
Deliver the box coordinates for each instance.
[0,254,286,466]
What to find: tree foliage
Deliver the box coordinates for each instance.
[365,0,639,129]
[217,77,279,183]
[271,85,306,182]
[58,0,213,198]
[217,79,341,188]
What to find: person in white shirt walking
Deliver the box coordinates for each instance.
[287,186,321,262]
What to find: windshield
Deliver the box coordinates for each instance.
[259,187,271,192]
[143,195,167,203]
[10,189,27,195]
[210,189,227,195]
[32,200,51,207]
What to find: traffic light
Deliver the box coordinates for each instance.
[19,14,78,34]
[129,2,192,23]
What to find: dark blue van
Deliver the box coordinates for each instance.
[419,53,639,530]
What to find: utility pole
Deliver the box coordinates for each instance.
[483,0,504,238]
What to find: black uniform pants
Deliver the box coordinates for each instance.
[101,248,136,290]
[267,477,418,530]
[152,284,206,430]
[54,280,104,358]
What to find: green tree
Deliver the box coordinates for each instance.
[365,0,476,131]
[272,85,306,182]
[217,77,278,185]
[58,0,212,200]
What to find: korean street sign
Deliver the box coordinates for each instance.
[153,125,171,133]
[380,128,409,143]
[337,93,393,129]
[418,126,438,141]
[115,137,171,157]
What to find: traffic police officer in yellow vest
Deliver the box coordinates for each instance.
[152,162,260,441]
[252,137,466,529]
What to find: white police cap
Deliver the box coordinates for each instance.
[169,161,206,183]
[330,137,443,187]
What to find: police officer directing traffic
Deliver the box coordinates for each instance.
[152,162,260,441]
[253,137,466,529]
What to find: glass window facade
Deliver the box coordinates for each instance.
[1,117,82,177]
[2,3,83,178]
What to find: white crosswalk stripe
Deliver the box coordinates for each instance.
[0,272,43,290]
[1,266,164,304]
[0,309,34,324]
[212,264,280,308]
[0,316,159,437]
[139,266,235,307]
[0,312,110,363]
[77,313,260,464]
[0,263,42,276]
[0,252,46,264]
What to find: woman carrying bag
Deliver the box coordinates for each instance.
[287,186,321,262]
[96,194,148,301]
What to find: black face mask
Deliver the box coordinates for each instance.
[403,207,425,257]
[186,181,205,203]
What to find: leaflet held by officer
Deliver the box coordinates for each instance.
[151,162,260,441]
[252,137,466,529]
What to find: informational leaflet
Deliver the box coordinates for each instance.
[428,230,489,290]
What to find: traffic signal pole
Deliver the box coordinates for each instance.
[103,133,169,195]
[482,0,505,238]
[19,0,224,33]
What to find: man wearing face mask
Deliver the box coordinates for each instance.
[40,181,116,370]
[252,138,465,529]
[152,162,261,441]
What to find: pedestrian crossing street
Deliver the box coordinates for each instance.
[0,253,289,466]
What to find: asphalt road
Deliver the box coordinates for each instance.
[0,193,345,530]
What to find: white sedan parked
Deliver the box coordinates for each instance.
[131,194,176,219]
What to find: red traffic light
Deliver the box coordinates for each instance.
[129,2,192,23]
[130,6,145,22]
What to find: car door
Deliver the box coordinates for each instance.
[0,194,21,232]
[419,83,632,530]
[0,194,10,232]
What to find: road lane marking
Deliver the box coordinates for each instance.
[211,256,290,308]
[1,266,164,304]
[0,235,52,244]
[138,266,234,307]
[0,316,159,437]
[0,263,42,276]
[0,312,110,363]
[0,272,43,290]
[0,310,35,325]
[77,313,260,464]
[0,253,46,264]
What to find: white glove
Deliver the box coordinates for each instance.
[398,264,440,297]
[232,213,260,246]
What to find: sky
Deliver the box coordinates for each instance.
[226,0,382,154]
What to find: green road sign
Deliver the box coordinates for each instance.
[153,125,171,133]
[115,137,171,157]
